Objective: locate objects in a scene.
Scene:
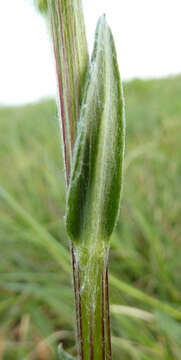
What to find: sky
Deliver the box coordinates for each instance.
[0,0,181,105]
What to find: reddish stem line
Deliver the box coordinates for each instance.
[77,265,84,360]
[57,1,74,154]
[51,17,70,185]
[71,244,81,356]
[105,265,112,360]
[102,270,105,360]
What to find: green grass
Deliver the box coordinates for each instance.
[0,75,181,359]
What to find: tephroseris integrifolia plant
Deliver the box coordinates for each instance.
[35,1,125,359]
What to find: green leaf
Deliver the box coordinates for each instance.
[155,311,181,347]
[58,345,75,360]
[66,15,125,246]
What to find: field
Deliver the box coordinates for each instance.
[0,75,181,359]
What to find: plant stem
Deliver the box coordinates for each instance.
[46,2,114,358]
[48,0,88,184]
[72,244,112,359]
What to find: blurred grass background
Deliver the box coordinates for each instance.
[0,75,181,359]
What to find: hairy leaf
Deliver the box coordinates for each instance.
[66,15,125,246]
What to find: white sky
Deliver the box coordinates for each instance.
[0,0,181,105]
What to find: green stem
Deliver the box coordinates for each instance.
[48,0,88,183]
[72,244,112,360]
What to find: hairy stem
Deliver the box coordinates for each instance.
[48,0,88,184]
[72,244,112,360]
[47,2,114,358]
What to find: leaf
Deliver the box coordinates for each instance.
[66,15,125,246]
[58,345,75,360]
[155,311,181,347]
[111,305,154,322]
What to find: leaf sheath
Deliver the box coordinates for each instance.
[66,16,125,245]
